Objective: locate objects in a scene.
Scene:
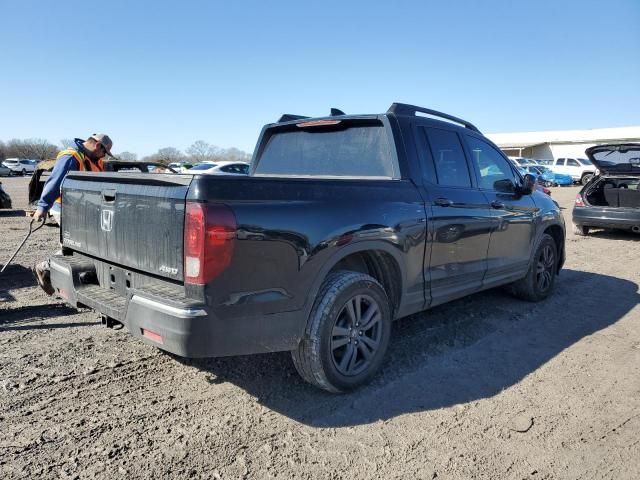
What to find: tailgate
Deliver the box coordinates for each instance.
[61,172,192,281]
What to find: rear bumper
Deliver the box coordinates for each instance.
[572,206,640,230]
[50,254,303,358]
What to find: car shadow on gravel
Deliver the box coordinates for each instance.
[0,303,90,329]
[584,229,640,241]
[181,268,639,427]
[0,265,37,302]
[0,209,26,217]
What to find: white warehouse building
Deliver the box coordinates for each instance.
[486,126,640,161]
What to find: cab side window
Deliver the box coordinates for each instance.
[465,136,517,190]
[566,159,580,167]
[556,159,565,166]
[423,127,471,188]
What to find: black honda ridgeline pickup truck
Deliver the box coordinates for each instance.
[50,103,565,392]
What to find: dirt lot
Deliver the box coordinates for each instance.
[1,176,639,480]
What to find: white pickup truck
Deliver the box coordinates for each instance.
[549,157,596,185]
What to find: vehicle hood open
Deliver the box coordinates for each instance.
[586,143,640,176]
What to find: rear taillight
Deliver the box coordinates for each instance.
[574,193,585,207]
[184,202,236,285]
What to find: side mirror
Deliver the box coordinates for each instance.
[518,174,536,195]
[494,178,515,193]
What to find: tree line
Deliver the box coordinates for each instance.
[0,138,251,165]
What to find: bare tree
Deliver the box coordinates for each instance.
[143,147,184,165]
[28,138,59,160]
[186,140,214,163]
[0,140,6,161]
[222,147,251,162]
[5,138,57,160]
[186,141,250,164]
[60,138,76,149]
[117,151,138,162]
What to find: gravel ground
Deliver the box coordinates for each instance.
[1,176,639,480]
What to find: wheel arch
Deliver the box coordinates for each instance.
[304,242,406,320]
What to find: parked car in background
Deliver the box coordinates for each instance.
[168,162,193,173]
[516,167,552,195]
[550,157,595,185]
[509,157,538,167]
[521,165,573,186]
[2,158,38,175]
[572,143,640,235]
[188,161,250,175]
[0,163,12,176]
[534,159,554,166]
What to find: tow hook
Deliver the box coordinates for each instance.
[632,226,640,234]
[100,314,124,330]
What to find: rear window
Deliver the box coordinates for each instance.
[255,121,397,178]
[578,158,592,165]
[190,163,215,171]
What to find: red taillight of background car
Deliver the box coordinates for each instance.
[574,193,585,207]
[184,202,236,285]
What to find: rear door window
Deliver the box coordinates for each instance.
[255,120,398,178]
[567,159,580,167]
[556,159,565,166]
[423,127,471,187]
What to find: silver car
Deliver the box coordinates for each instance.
[2,158,38,175]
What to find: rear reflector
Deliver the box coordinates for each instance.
[141,328,163,344]
[184,202,236,285]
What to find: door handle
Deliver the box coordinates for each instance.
[491,200,505,209]
[433,198,453,207]
[102,189,116,203]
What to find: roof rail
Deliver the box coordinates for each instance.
[387,103,480,133]
[277,114,310,123]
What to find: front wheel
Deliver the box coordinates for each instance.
[291,271,392,393]
[508,234,558,302]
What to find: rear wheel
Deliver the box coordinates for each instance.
[572,223,589,236]
[509,234,558,302]
[291,271,392,393]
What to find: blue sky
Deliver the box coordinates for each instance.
[1,0,638,157]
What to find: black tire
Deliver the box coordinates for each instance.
[21,168,27,176]
[291,271,392,393]
[572,223,589,236]
[581,173,593,186]
[509,234,558,302]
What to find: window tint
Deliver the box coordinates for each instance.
[566,159,580,167]
[465,136,517,190]
[256,123,396,178]
[424,128,471,187]
[556,159,564,166]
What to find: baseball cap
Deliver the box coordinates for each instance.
[90,133,113,156]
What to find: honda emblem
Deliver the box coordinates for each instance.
[101,209,113,232]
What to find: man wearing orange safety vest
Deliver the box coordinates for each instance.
[33,134,113,294]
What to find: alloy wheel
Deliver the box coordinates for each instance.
[330,294,382,377]
[536,244,555,292]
